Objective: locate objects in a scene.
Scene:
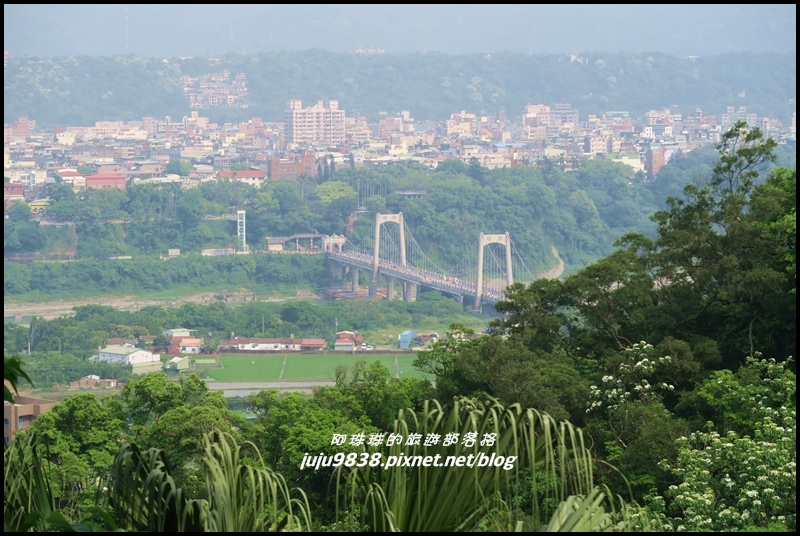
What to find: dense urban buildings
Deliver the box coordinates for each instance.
[3,97,796,209]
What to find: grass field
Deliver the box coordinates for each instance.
[207,353,431,382]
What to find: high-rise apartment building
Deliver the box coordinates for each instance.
[285,99,346,147]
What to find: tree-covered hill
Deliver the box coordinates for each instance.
[4,50,796,127]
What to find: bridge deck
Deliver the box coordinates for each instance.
[327,251,502,304]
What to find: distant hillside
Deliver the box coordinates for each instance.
[4,51,796,127]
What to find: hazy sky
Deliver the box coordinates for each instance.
[4,4,797,58]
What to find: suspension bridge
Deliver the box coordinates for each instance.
[321,212,535,310]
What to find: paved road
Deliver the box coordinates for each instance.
[207,380,336,396]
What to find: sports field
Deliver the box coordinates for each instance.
[207,353,431,382]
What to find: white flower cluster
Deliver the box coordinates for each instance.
[586,341,675,414]
[655,356,796,531]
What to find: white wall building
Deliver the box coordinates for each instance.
[98,345,160,365]
[285,99,346,147]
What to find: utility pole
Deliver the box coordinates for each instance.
[28,319,33,355]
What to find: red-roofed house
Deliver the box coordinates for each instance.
[178,337,204,354]
[54,168,86,191]
[4,182,25,210]
[335,331,364,344]
[85,174,127,191]
[217,169,267,188]
[166,336,203,355]
[300,338,326,351]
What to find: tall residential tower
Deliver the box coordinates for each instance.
[285,99,346,148]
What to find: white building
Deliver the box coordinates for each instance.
[179,337,204,354]
[285,99,346,147]
[98,345,160,365]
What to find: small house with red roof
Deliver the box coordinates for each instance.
[54,168,86,190]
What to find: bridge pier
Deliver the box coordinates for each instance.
[352,267,359,293]
[386,276,394,300]
[369,278,378,299]
[403,282,417,302]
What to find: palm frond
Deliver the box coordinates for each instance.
[337,396,600,532]
[539,485,665,532]
[4,354,34,403]
[3,431,56,532]
[202,430,312,532]
[101,430,312,532]
[101,441,205,532]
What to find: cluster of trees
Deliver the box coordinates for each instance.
[3,122,795,531]
[7,362,667,532]
[3,201,46,254]
[5,356,793,531]
[4,253,328,297]
[6,51,796,127]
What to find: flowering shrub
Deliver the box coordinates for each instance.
[587,341,675,414]
[658,357,796,532]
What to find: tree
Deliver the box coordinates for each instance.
[47,182,77,203]
[314,181,357,206]
[122,373,185,431]
[412,323,477,398]
[467,156,485,181]
[166,160,192,177]
[149,334,169,351]
[364,194,386,214]
[247,390,308,467]
[491,279,566,353]
[328,154,336,178]
[612,123,793,366]
[749,166,796,297]
[658,357,796,532]
[339,360,433,430]
[23,392,125,520]
[711,121,777,197]
[583,342,688,497]
[435,159,468,175]
[4,212,46,253]
[558,248,657,354]
[7,201,33,222]
[140,393,244,497]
